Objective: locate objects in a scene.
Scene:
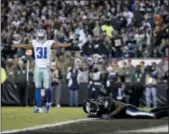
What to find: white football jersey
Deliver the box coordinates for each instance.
[32,40,54,68]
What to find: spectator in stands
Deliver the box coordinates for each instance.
[93,21,101,37]
[117,83,127,103]
[75,23,87,50]
[55,53,73,74]
[88,64,102,99]
[145,62,161,108]
[162,58,168,83]
[66,59,82,106]
[111,32,124,57]
[82,35,95,57]
[111,59,120,75]
[131,65,145,107]
[118,61,127,83]
[125,59,135,84]
[15,58,27,106]
[6,59,16,85]
[101,20,114,38]
[123,7,134,26]
[51,62,62,108]
[106,66,119,99]
[140,61,145,74]
[159,39,169,57]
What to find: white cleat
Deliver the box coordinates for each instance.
[56,104,61,108]
[34,108,43,113]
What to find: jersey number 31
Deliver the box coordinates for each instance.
[36,47,47,59]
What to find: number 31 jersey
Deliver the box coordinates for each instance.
[32,40,55,68]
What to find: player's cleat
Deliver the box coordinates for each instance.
[45,103,51,113]
[34,108,43,113]
[56,104,61,108]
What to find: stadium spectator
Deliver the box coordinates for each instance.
[131,65,145,107]
[66,60,82,106]
[140,61,145,74]
[15,58,27,106]
[145,62,161,108]
[125,59,135,84]
[111,59,120,75]
[111,32,124,57]
[88,64,102,99]
[118,61,127,83]
[117,83,126,102]
[51,62,63,108]
[162,58,168,83]
[6,59,16,85]
[106,67,119,99]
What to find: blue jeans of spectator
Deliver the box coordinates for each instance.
[145,86,157,108]
[69,89,79,106]
[88,84,100,99]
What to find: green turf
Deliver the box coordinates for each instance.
[141,106,152,111]
[1,106,152,131]
[2,107,86,131]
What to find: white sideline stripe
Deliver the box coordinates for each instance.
[126,110,154,117]
[117,125,168,133]
[2,118,95,134]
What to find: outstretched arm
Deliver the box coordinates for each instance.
[51,43,72,49]
[109,101,126,117]
[12,44,33,49]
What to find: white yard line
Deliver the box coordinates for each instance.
[2,118,95,134]
[117,125,168,133]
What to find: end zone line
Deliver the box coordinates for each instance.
[2,118,96,134]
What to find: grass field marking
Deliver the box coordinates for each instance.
[2,118,96,134]
[116,125,168,133]
[2,107,87,130]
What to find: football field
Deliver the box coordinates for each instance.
[2,107,168,134]
[2,107,86,131]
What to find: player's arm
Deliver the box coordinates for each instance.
[109,101,126,117]
[12,44,33,49]
[51,43,72,49]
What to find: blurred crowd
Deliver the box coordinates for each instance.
[1,0,169,60]
[67,56,169,107]
[1,0,169,107]
[2,53,168,107]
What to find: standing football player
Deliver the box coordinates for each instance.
[12,29,71,113]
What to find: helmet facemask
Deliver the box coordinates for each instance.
[83,100,100,115]
[36,29,47,42]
